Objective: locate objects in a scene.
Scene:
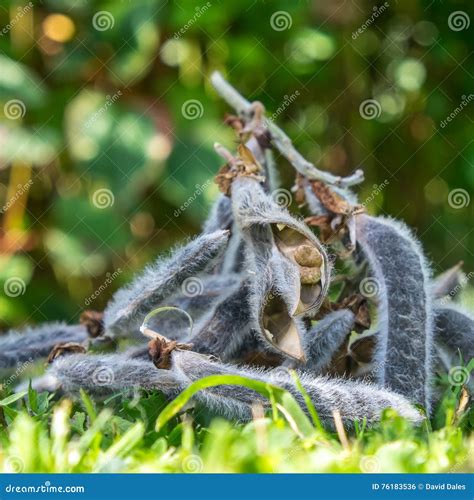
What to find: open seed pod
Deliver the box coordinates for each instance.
[232,176,330,317]
[230,177,327,361]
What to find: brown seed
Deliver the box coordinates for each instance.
[300,266,321,284]
[294,244,322,267]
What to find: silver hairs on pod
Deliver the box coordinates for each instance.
[189,280,254,360]
[146,274,243,342]
[50,352,181,397]
[355,214,434,412]
[0,323,88,370]
[231,176,330,361]
[170,350,423,428]
[202,195,233,234]
[434,303,474,362]
[298,309,356,375]
[103,230,229,337]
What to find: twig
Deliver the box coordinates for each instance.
[211,71,364,188]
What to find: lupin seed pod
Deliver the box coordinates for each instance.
[355,214,434,411]
[0,323,88,370]
[231,176,329,361]
[103,230,229,337]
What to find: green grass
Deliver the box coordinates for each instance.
[0,368,472,473]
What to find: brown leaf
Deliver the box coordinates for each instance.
[224,114,244,133]
[309,180,352,215]
[214,163,235,196]
[237,144,263,175]
[80,310,104,338]
[148,336,193,370]
[348,334,376,364]
[339,294,371,332]
[454,386,471,423]
[47,342,87,364]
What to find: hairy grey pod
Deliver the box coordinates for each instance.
[170,350,424,428]
[103,230,229,337]
[434,304,474,362]
[147,274,243,341]
[301,309,356,374]
[431,262,464,300]
[232,176,330,316]
[231,177,329,360]
[50,353,181,396]
[0,323,88,370]
[202,195,233,233]
[190,280,253,360]
[355,214,434,412]
[49,347,423,428]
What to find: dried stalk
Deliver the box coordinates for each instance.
[210,71,364,188]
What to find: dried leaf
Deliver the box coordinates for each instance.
[47,342,87,364]
[80,310,104,338]
[309,180,352,215]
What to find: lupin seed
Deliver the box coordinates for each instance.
[294,244,322,268]
[300,266,321,284]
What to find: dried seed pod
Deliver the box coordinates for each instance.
[0,323,88,370]
[103,230,229,337]
[300,309,355,374]
[356,214,434,412]
[435,304,474,362]
[202,194,233,233]
[232,176,330,316]
[147,274,242,341]
[431,261,464,300]
[169,350,423,427]
[189,280,253,360]
[229,177,330,360]
[50,353,181,396]
[246,237,308,361]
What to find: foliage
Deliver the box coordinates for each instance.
[0,0,473,328]
[0,369,472,473]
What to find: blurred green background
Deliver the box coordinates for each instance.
[0,0,472,329]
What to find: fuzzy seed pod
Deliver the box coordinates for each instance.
[103,230,229,337]
[0,323,88,370]
[355,215,434,411]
